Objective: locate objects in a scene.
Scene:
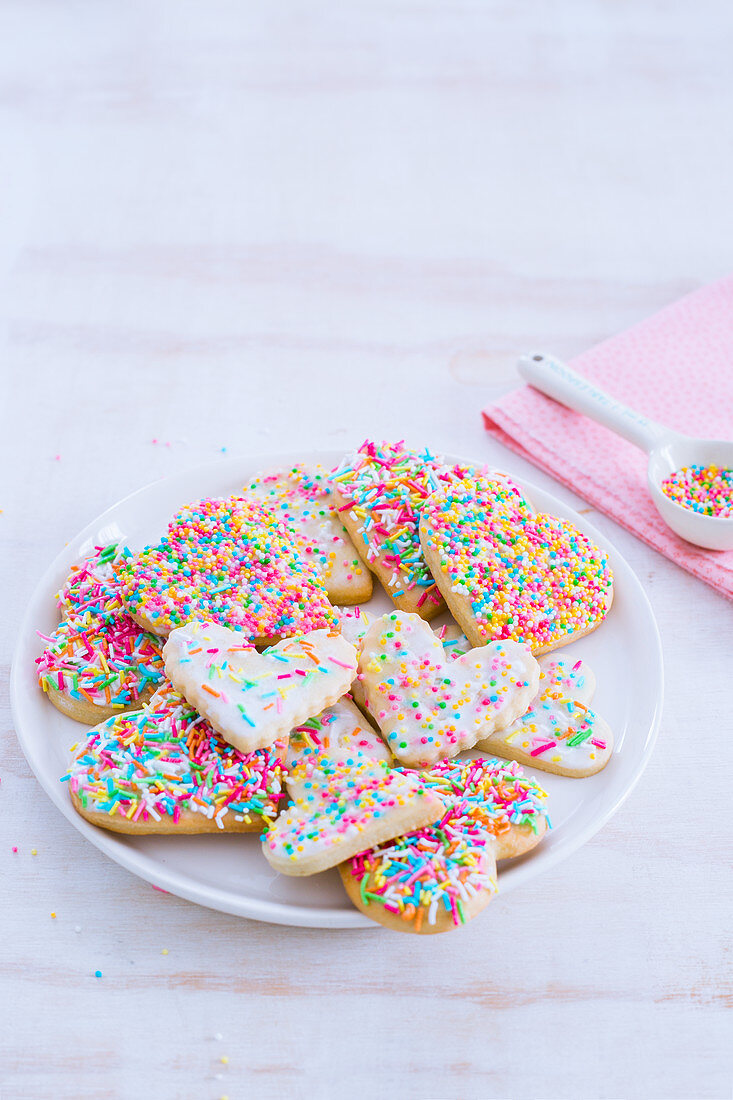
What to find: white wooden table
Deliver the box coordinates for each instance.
[3,2,732,1097]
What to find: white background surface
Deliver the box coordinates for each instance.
[2,2,732,1098]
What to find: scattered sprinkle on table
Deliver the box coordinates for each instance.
[661,464,733,517]
[94,970,103,978]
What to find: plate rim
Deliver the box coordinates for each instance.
[10,448,664,929]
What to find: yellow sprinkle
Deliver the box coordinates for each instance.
[220,1055,229,1064]
[31,849,37,856]
[161,948,168,955]
[51,912,56,918]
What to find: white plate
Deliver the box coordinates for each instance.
[11,451,663,929]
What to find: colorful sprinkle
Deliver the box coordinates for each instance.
[346,757,548,929]
[116,496,338,639]
[37,543,165,711]
[246,464,370,596]
[422,478,613,651]
[331,441,466,609]
[263,754,443,875]
[660,464,733,518]
[359,611,538,768]
[63,681,286,830]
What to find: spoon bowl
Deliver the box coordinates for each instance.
[517,353,733,551]
[647,435,733,550]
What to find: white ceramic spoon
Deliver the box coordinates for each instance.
[517,352,733,551]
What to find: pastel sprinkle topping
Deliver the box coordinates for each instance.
[63,681,285,828]
[359,611,538,768]
[331,440,465,603]
[346,757,548,930]
[660,464,733,518]
[37,543,164,709]
[421,481,613,651]
[262,754,444,874]
[116,496,338,639]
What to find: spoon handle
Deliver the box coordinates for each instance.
[517,352,667,453]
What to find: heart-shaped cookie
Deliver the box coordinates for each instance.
[262,754,446,876]
[286,697,392,782]
[64,681,286,834]
[163,621,358,753]
[37,543,164,725]
[477,655,613,777]
[358,611,539,767]
[116,496,338,641]
[245,464,373,605]
[420,479,614,654]
[339,756,549,933]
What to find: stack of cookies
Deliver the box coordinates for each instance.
[37,441,615,934]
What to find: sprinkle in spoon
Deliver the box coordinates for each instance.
[517,352,733,551]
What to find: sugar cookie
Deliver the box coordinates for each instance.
[37,543,164,725]
[64,682,286,834]
[339,756,548,933]
[477,655,613,776]
[246,464,372,604]
[286,697,391,780]
[116,496,338,641]
[163,621,358,753]
[420,478,613,653]
[358,611,539,768]
[262,755,445,876]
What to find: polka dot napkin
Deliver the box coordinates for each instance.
[483,276,733,600]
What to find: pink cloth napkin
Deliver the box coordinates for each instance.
[483,276,733,600]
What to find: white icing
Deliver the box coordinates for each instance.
[359,611,540,768]
[163,621,357,753]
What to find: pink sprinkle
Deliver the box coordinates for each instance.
[530,741,557,756]
[590,738,606,749]
[573,660,582,670]
[329,658,354,669]
[12,847,18,853]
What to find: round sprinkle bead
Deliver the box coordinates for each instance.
[660,464,733,518]
[116,496,338,639]
[422,482,613,651]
